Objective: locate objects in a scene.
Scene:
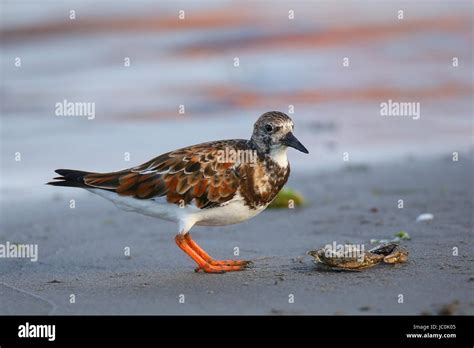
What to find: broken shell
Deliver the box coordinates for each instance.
[308,243,408,271]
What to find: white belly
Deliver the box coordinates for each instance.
[194,199,266,226]
[88,189,266,227]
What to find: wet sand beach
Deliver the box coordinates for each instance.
[0,154,472,315]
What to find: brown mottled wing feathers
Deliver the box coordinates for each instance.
[82,141,245,209]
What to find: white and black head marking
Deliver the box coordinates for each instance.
[250,111,309,156]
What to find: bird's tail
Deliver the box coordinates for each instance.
[46,169,91,188]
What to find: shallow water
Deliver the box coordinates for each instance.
[1,0,473,196]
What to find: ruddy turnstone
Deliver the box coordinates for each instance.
[48,111,308,273]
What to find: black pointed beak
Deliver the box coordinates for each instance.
[282,132,309,154]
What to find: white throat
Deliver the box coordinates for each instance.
[270,146,288,168]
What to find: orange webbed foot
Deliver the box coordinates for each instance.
[194,260,252,273]
[176,234,252,273]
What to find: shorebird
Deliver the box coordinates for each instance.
[48,111,309,273]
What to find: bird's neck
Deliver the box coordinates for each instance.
[268,146,288,168]
[248,139,289,168]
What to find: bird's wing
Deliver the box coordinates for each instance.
[82,141,245,209]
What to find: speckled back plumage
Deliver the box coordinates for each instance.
[73,138,289,210]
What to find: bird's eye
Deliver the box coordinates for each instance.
[265,124,273,133]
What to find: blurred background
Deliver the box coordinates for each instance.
[1,0,472,196]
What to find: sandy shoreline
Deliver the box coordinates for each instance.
[0,153,472,315]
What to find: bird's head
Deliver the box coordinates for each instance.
[251,111,309,156]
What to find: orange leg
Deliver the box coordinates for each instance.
[184,233,252,268]
[175,234,251,273]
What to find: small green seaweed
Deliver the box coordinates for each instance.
[268,187,305,209]
[394,230,411,240]
[370,230,411,244]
